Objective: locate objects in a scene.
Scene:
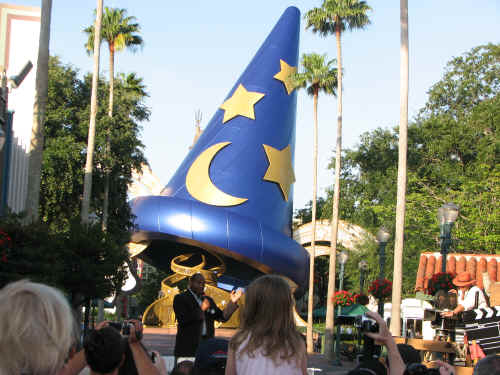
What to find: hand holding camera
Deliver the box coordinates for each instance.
[126,319,143,343]
[363,311,392,346]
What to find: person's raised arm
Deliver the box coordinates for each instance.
[364,311,405,375]
[222,289,243,321]
[128,320,161,375]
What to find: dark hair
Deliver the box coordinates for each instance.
[474,355,500,375]
[404,363,440,375]
[386,344,421,368]
[84,327,124,374]
[194,339,227,373]
[347,359,387,375]
[171,360,194,375]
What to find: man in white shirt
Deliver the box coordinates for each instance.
[441,271,488,318]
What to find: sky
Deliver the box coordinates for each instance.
[9,0,500,210]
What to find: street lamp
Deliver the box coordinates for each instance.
[334,251,349,366]
[359,260,368,293]
[437,203,459,273]
[376,227,390,316]
[376,227,390,280]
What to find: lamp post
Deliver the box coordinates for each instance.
[437,203,459,273]
[376,227,390,316]
[359,260,368,293]
[334,251,349,366]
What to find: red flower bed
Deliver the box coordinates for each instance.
[427,272,454,295]
[368,279,392,300]
[332,290,354,307]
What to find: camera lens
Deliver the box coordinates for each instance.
[122,322,130,336]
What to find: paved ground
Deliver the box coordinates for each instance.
[142,327,356,374]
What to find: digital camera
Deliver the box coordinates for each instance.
[108,321,141,340]
[354,314,378,333]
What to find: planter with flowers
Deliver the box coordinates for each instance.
[332,290,354,308]
[426,272,454,296]
[368,278,392,303]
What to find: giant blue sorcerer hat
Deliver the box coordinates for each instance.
[130,7,309,291]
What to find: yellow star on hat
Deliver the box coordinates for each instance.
[262,144,295,201]
[219,84,265,124]
[273,59,297,95]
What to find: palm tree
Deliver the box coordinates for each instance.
[25,0,52,223]
[84,7,143,231]
[292,53,337,353]
[391,0,409,337]
[81,0,103,225]
[305,0,371,360]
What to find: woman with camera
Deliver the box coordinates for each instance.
[355,312,455,375]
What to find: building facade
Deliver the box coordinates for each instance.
[0,3,40,214]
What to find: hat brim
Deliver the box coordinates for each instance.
[452,278,475,287]
[130,195,309,292]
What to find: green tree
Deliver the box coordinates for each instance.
[292,52,337,352]
[84,7,143,231]
[132,267,169,315]
[304,0,371,359]
[294,197,328,226]
[322,44,500,297]
[0,216,127,310]
[41,57,148,237]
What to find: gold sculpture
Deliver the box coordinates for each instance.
[142,251,242,328]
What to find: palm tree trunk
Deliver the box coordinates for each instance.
[25,0,52,223]
[81,0,103,224]
[325,25,343,361]
[390,0,409,336]
[102,49,114,232]
[307,90,319,353]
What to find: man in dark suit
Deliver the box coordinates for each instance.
[173,273,242,360]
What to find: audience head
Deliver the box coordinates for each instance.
[84,327,125,374]
[194,338,227,374]
[0,279,76,375]
[397,344,421,365]
[347,359,387,375]
[386,343,421,368]
[240,274,295,331]
[474,354,500,375]
[229,274,304,366]
[171,360,194,375]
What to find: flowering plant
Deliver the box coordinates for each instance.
[368,279,392,300]
[427,272,454,295]
[0,230,12,263]
[332,290,354,307]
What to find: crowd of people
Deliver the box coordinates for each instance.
[0,276,499,375]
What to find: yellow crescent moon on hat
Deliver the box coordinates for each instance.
[186,142,248,206]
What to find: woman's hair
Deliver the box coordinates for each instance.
[84,327,124,374]
[229,274,304,365]
[0,279,76,375]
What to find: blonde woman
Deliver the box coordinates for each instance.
[225,275,307,375]
[0,279,77,375]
